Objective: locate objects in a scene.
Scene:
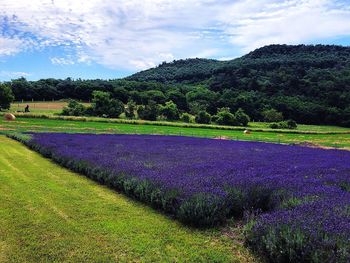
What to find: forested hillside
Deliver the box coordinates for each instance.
[4,45,350,126]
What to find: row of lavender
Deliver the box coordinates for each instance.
[13,133,350,262]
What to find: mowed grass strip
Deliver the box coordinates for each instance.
[1,117,350,149]
[0,136,255,263]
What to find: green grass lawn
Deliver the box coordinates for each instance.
[1,117,350,149]
[0,136,256,262]
[10,101,91,115]
[250,122,350,133]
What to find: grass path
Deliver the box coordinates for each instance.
[0,136,255,262]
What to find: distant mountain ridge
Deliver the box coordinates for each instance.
[127,44,350,84]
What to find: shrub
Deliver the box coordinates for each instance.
[215,108,239,126]
[262,108,284,122]
[195,111,211,124]
[91,91,124,118]
[125,100,136,119]
[180,113,192,123]
[61,100,86,116]
[137,100,159,121]
[234,108,250,126]
[269,120,298,129]
[160,101,180,120]
[286,119,297,129]
[0,83,14,111]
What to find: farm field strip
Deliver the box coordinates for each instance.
[0,135,255,262]
[1,117,350,149]
[14,133,350,262]
[10,102,91,114]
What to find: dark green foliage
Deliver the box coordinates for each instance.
[91,91,124,118]
[0,83,14,110]
[125,100,136,119]
[234,108,250,126]
[159,101,179,120]
[127,58,224,83]
[180,113,192,123]
[61,100,86,116]
[215,108,238,126]
[262,108,284,122]
[113,87,129,103]
[270,120,298,129]
[137,101,159,121]
[129,45,350,126]
[195,111,211,124]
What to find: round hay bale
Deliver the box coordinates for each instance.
[4,113,16,121]
[243,129,251,134]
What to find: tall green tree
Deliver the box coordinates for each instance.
[160,101,180,120]
[91,91,124,118]
[0,83,14,111]
[137,101,159,121]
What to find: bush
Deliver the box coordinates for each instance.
[125,100,136,119]
[61,100,86,116]
[91,91,124,118]
[180,113,192,123]
[234,108,250,126]
[195,111,211,124]
[0,83,14,111]
[160,101,179,120]
[269,120,298,129]
[262,108,284,122]
[137,100,159,121]
[215,108,238,126]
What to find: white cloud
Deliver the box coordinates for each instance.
[0,70,31,78]
[50,57,75,65]
[0,37,23,56]
[0,0,350,70]
[219,0,350,52]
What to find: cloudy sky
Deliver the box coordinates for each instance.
[0,0,350,80]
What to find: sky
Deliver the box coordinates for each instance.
[0,0,350,81]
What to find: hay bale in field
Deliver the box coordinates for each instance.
[243,129,251,134]
[4,113,16,121]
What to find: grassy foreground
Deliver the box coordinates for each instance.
[1,117,350,149]
[0,135,256,262]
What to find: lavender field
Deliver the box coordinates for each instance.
[21,133,350,262]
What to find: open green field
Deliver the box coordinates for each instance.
[8,101,350,134]
[10,101,90,115]
[0,136,256,262]
[1,117,350,149]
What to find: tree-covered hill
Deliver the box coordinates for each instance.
[127,58,225,84]
[127,44,350,126]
